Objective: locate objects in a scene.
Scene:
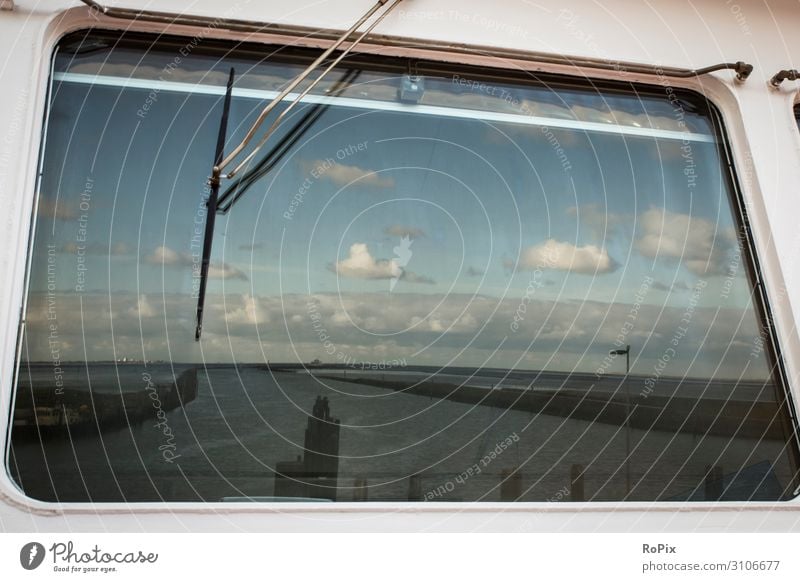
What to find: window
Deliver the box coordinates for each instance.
[8,31,799,503]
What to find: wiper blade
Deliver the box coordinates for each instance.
[197,68,360,338]
[195,67,235,341]
[192,0,402,339]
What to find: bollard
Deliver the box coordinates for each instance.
[501,467,522,501]
[407,474,422,501]
[571,464,585,502]
[705,465,724,501]
[353,476,368,501]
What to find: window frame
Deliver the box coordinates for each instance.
[794,101,800,131]
[3,20,800,513]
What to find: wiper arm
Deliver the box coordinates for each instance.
[215,101,321,213]
[195,67,235,341]
[193,0,402,340]
[213,0,404,186]
[216,68,361,214]
[198,69,359,339]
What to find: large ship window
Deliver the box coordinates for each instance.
[8,31,799,502]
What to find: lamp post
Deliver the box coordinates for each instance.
[610,344,631,496]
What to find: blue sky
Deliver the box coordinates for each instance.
[21,56,769,378]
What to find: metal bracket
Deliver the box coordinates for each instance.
[770,69,800,88]
[214,0,404,183]
[76,1,752,85]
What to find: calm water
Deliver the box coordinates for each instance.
[8,364,795,502]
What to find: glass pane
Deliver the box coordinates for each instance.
[8,31,800,502]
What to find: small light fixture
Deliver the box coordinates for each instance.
[399,74,425,103]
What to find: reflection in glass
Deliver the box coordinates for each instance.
[8,31,800,503]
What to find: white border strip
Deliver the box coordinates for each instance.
[53,72,716,143]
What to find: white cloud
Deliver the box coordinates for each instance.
[635,208,733,276]
[302,160,394,188]
[37,199,77,221]
[514,239,617,274]
[331,243,434,285]
[385,225,426,239]
[21,290,770,379]
[61,241,131,256]
[652,280,690,293]
[144,245,247,280]
[225,294,267,325]
[402,271,435,285]
[146,245,183,265]
[332,243,401,280]
[129,294,157,318]
[208,263,248,281]
[566,203,625,241]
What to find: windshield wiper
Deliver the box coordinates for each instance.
[195,67,235,341]
[197,68,358,339]
[193,0,404,340]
